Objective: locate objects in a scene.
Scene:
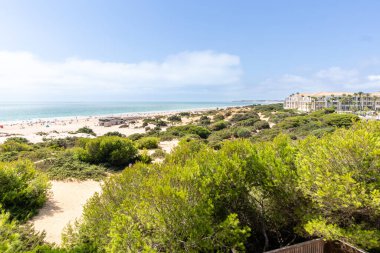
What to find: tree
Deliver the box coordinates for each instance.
[296,122,380,249]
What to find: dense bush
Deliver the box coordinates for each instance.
[213,113,225,121]
[39,137,78,149]
[63,122,380,252]
[233,127,252,138]
[76,126,96,136]
[321,113,359,127]
[167,115,182,123]
[37,151,107,180]
[136,137,160,149]
[209,120,228,131]
[166,125,211,139]
[0,140,32,152]
[3,137,30,144]
[76,136,138,167]
[296,122,380,249]
[178,112,191,117]
[103,131,125,137]
[252,103,285,113]
[127,133,144,141]
[0,160,49,220]
[234,118,260,127]
[253,120,270,130]
[0,210,46,252]
[229,111,260,123]
[151,149,167,159]
[198,115,211,125]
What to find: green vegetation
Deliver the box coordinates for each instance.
[75,126,96,136]
[0,160,49,220]
[165,125,211,139]
[37,151,107,180]
[103,131,125,137]
[209,120,228,131]
[167,114,182,123]
[1,103,379,252]
[76,136,138,168]
[61,122,380,252]
[0,210,47,252]
[135,137,159,149]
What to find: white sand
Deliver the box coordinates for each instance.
[0,109,210,144]
[31,180,102,245]
[159,139,179,153]
[258,112,275,128]
[0,116,146,144]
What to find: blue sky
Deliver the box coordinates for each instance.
[0,0,379,101]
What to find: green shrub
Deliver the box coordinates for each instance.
[0,151,19,162]
[207,134,224,149]
[40,137,78,149]
[76,136,138,167]
[166,125,211,139]
[37,151,107,180]
[136,137,160,149]
[137,150,152,164]
[276,116,314,129]
[155,120,167,127]
[311,127,335,138]
[76,127,96,136]
[229,112,260,123]
[209,120,228,131]
[253,120,270,130]
[0,141,32,152]
[0,160,50,220]
[199,115,211,125]
[127,133,144,141]
[179,112,191,117]
[0,210,46,252]
[234,118,260,127]
[4,137,30,144]
[233,127,252,138]
[167,115,182,122]
[104,131,125,137]
[321,113,359,128]
[151,149,167,159]
[252,103,284,112]
[213,114,225,121]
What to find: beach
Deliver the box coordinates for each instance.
[0,109,209,144]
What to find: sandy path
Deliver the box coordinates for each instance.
[258,112,275,128]
[32,180,102,245]
[159,139,179,153]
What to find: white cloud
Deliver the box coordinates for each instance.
[254,66,380,99]
[0,51,242,100]
[368,75,380,81]
[315,67,358,82]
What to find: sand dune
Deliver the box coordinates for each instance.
[31,180,102,245]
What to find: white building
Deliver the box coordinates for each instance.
[284,92,380,112]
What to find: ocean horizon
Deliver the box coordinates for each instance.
[0,101,280,122]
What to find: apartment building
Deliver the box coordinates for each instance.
[284,92,380,112]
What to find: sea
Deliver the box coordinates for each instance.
[0,101,280,122]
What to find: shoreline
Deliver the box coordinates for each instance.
[0,104,247,125]
[0,104,250,144]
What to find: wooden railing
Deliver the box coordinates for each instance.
[265,239,367,253]
[265,239,325,253]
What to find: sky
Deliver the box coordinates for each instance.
[0,0,380,101]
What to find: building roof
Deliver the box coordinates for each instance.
[293,92,380,97]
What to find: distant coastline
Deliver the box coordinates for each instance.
[232,99,283,103]
[0,101,267,122]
